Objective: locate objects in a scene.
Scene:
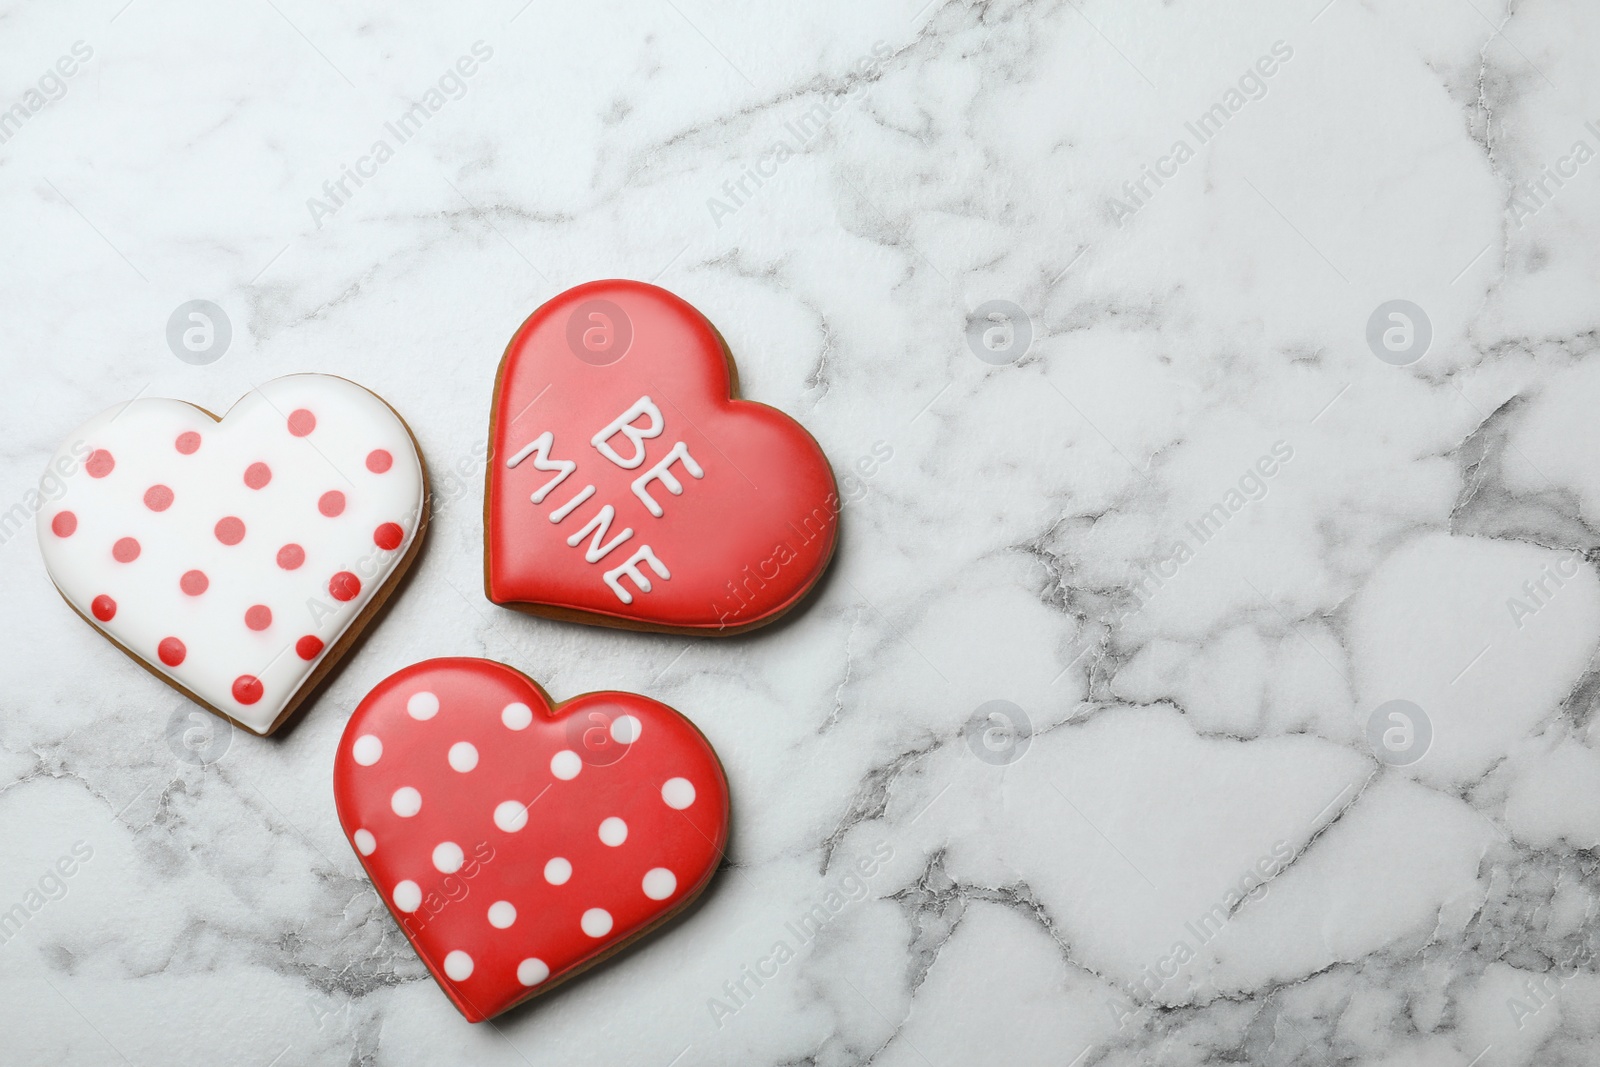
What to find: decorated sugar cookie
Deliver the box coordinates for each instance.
[485,279,839,634]
[333,658,729,1022]
[36,374,427,735]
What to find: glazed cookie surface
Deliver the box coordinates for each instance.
[36,373,427,735]
[333,657,729,1023]
[485,279,839,633]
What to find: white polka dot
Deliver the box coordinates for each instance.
[352,734,382,766]
[581,908,613,937]
[494,800,528,833]
[448,741,479,772]
[544,857,572,885]
[550,750,582,780]
[433,841,464,873]
[407,691,439,720]
[393,880,421,912]
[487,901,517,928]
[661,777,696,809]
[598,817,628,847]
[391,787,422,817]
[610,714,642,744]
[353,829,376,856]
[443,950,473,981]
[502,702,533,730]
[642,867,677,900]
[517,958,549,986]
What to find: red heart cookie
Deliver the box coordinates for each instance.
[485,280,839,634]
[36,374,427,735]
[333,658,729,1022]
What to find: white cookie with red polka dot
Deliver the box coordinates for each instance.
[36,373,427,735]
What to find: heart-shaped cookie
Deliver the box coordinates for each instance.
[485,280,838,634]
[333,658,728,1022]
[36,373,427,735]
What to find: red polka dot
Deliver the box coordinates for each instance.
[50,512,76,538]
[295,635,324,660]
[366,449,393,473]
[277,544,305,570]
[91,595,116,621]
[245,604,272,631]
[158,637,186,666]
[244,462,272,490]
[85,449,114,478]
[328,571,361,602]
[215,516,246,545]
[318,491,346,517]
[144,485,174,511]
[233,675,263,705]
[180,570,209,596]
[288,409,316,436]
[175,431,201,455]
[112,537,141,563]
[373,522,404,551]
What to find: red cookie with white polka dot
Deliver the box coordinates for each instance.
[37,374,428,735]
[333,658,729,1022]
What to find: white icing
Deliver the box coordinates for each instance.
[550,749,582,780]
[500,702,533,730]
[432,841,464,873]
[548,483,595,523]
[493,800,528,833]
[630,441,704,518]
[590,396,662,469]
[36,374,425,734]
[505,430,576,504]
[603,545,670,604]
[565,504,634,563]
[642,868,677,900]
[661,777,695,810]
[507,400,696,602]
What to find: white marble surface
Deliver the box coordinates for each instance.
[4,0,1600,1063]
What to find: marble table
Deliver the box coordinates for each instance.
[3,1,1598,1064]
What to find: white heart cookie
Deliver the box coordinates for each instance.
[36,374,427,735]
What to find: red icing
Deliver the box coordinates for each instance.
[332,658,728,1023]
[144,485,174,511]
[367,449,393,473]
[233,675,263,704]
[244,462,272,489]
[85,449,114,478]
[91,594,116,621]
[318,490,346,517]
[329,571,361,601]
[288,409,316,436]
[158,637,186,666]
[51,512,77,538]
[112,537,141,563]
[180,569,209,596]
[245,604,272,631]
[277,543,305,570]
[214,516,246,545]
[175,431,201,454]
[485,280,838,633]
[295,635,324,660]
[373,522,403,551]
